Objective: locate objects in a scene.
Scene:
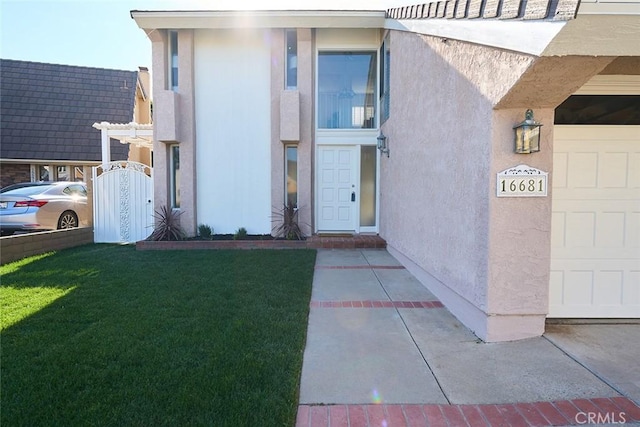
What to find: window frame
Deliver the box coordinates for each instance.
[316,49,378,130]
[169,144,180,209]
[285,29,298,90]
[168,30,178,91]
[284,145,298,208]
[379,32,390,124]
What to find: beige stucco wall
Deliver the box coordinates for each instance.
[150,30,198,236]
[297,28,314,236]
[271,29,286,233]
[380,31,614,341]
[484,108,555,341]
[270,29,313,237]
[151,31,170,212]
[381,32,536,328]
[176,30,197,236]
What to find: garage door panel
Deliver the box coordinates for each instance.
[630,212,640,248]
[551,212,566,248]
[599,152,629,188]
[568,152,599,188]
[550,125,640,318]
[595,271,623,306]
[596,212,625,247]
[549,261,639,317]
[552,201,637,253]
[631,152,640,188]
[566,212,596,247]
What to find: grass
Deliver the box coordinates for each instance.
[0,245,317,427]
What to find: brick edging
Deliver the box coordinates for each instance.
[310,300,444,309]
[296,397,640,427]
[136,238,387,250]
[315,265,405,269]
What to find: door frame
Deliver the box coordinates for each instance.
[314,140,380,234]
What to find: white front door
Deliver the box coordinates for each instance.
[317,145,358,232]
[549,126,640,318]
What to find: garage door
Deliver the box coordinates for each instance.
[549,126,640,317]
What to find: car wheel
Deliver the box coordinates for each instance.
[58,211,78,229]
[1,230,14,236]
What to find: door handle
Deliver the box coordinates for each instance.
[351,192,356,202]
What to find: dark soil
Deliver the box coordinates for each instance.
[189,234,305,241]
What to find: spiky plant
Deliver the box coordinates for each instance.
[147,205,185,241]
[271,203,305,240]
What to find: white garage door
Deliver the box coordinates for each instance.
[549,126,640,318]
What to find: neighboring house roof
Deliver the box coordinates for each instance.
[0,59,137,163]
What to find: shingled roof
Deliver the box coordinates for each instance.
[387,0,581,21]
[0,59,137,162]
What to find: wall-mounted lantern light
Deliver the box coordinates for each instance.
[377,132,389,157]
[513,109,542,154]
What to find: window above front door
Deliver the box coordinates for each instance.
[317,51,377,130]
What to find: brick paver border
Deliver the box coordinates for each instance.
[310,300,444,309]
[296,397,640,426]
[315,265,406,270]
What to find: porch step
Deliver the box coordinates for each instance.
[306,234,386,249]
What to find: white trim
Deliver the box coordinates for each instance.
[132,10,386,31]
[314,143,381,234]
[315,144,359,233]
[91,121,154,166]
[316,130,379,145]
[578,1,640,15]
[315,45,379,133]
[574,75,640,95]
[316,28,381,49]
[385,18,566,56]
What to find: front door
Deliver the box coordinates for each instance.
[317,145,357,232]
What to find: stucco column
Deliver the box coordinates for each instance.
[270,30,286,234]
[151,31,169,210]
[297,28,313,236]
[484,108,555,341]
[176,30,197,236]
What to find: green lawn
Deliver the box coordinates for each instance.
[0,245,316,427]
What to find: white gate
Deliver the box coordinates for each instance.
[92,161,154,243]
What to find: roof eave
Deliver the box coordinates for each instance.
[131,10,387,30]
[384,18,567,56]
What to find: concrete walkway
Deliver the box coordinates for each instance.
[297,249,640,426]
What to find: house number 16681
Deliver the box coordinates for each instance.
[496,165,548,197]
[501,178,544,193]
[497,177,547,197]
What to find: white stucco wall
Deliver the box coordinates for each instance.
[194,29,272,234]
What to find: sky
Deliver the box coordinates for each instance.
[0,0,407,72]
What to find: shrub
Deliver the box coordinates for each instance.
[198,224,213,239]
[234,227,248,240]
[147,206,185,241]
